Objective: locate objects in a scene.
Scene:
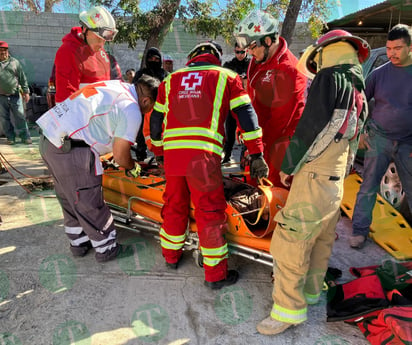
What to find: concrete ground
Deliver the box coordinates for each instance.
[0,130,389,345]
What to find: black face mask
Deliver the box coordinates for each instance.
[147,60,162,70]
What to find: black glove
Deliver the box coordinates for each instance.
[250,153,269,179]
[125,161,141,178]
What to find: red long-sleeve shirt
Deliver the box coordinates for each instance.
[247,37,307,139]
[54,27,111,103]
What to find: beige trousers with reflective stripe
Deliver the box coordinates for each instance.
[270,140,349,321]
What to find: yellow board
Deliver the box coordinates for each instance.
[341,173,412,260]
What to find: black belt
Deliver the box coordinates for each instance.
[40,133,89,151]
[61,136,89,152]
[70,139,89,148]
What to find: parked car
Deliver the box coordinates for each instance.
[362,47,388,78]
[359,47,411,223]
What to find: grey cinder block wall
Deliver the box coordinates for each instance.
[0,11,314,87]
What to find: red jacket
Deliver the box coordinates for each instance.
[151,53,263,176]
[247,37,307,139]
[54,27,111,102]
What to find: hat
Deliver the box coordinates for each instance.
[163,54,173,62]
[0,41,9,49]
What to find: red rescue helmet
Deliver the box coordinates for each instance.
[306,29,370,74]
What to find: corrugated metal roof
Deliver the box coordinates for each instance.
[327,0,412,33]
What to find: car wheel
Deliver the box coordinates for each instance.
[380,162,404,209]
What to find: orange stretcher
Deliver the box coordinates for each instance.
[101,157,289,267]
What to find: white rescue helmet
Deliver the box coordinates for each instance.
[234,9,279,49]
[79,6,118,41]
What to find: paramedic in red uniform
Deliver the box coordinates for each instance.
[54,6,117,103]
[234,10,307,187]
[150,41,269,289]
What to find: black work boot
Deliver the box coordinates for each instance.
[165,255,183,269]
[204,270,239,290]
[95,244,121,263]
[70,242,92,257]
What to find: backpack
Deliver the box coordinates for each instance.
[357,307,412,345]
[327,260,412,323]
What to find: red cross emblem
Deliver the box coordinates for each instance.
[254,25,261,33]
[181,72,203,91]
[95,13,101,20]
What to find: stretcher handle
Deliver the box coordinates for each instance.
[258,177,273,187]
[243,177,272,226]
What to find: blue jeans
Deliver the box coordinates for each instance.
[0,94,31,141]
[352,121,412,236]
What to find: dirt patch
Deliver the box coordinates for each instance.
[22,178,54,192]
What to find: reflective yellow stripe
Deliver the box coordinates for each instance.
[161,65,228,139]
[164,140,222,155]
[164,127,224,143]
[230,94,251,109]
[211,72,227,132]
[201,244,228,257]
[160,238,184,250]
[304,292,321,305]
[202,243,229,267]
[162,76,172,130]
[216,66,238,78]
[160,228,186,242]
[178,65,237,78]
[270,304,307,324]
[242,128,263,141]
[151,139,163,148]
[154,101,165,113]
[159,228,185,250]
[203,254,229,266]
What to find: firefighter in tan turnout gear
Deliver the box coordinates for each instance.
[256,30,369,335]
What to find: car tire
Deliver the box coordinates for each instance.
[380,162,404,210]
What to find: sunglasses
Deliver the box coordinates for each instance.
[89,27,118,41]
[235,50,246,54]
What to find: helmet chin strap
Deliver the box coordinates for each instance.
[316,48,323,72]
[82,28,89,45]
[256,38,274,63]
